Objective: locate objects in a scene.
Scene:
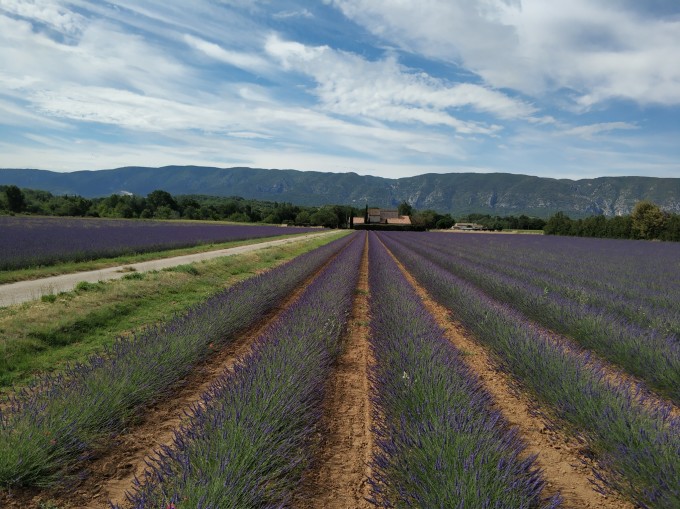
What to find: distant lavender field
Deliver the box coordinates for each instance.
[0,216,317,270]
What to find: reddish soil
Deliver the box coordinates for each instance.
[292,232,373,509]
[0,245,346,509]
[381,239,634,509]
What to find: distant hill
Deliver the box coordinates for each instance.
[1,166,679,218]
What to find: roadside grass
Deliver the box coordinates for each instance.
[0,232,318,285]
[0,232,348,392]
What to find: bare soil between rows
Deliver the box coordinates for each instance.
[0,241,348,509]
[292,232,374,509]
[380,238,634,509]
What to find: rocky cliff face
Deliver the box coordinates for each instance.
[1,166,679,218]
[387,174,680,217]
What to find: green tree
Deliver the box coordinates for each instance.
[398,201,413,216]
[435,215,455,229]
[544,212,572,235]
[659,214,680,242]
[631,201,667,240]
[310,207,338,228]
[113,201,134,218]
[5,185,25,213]
[411,209,439,229]
[295,210,312,225]
[581,215,607,237]
[154,205,180,219]
[262,212,281,224]
[605,215,633,239]
[146,190,178,213]
[227,212,250,222]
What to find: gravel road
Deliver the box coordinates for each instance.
[0,231,336,308]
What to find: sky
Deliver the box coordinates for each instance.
[1,0,679,180]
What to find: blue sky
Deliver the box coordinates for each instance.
[1,0,679,180]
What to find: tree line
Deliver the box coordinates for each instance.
[9,184,673,240]
[1,186,549,231]
[0,185,355,228]
[544,201,680,241]
[396,202,546,230]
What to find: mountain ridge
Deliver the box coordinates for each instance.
[1,166,679,218]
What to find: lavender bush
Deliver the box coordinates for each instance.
[413,233,680,335]
[383,232,680,404]
[120,233,364,508]
[0,216,318,270]
[0,234,354,488]
[378,232,680,508]
[367,233,559,508]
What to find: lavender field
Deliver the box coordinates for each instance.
[382,231,680,404]
[377,231,680,508]
[1,230,677,508]
[0,216,318,270]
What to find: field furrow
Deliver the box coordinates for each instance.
[377,234,630,508]
[292,231,374,509]
[378,232,680,508]
[393,232,680,404]
[118,231,364,507]
[59,234,351,509]
[2,223,676,509]
[383,232,680,419]
[0,234,355,496]
[367,233,561,508]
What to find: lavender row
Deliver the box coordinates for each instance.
[367,233,558,508]
[385,232,680,404]
[0,233,354,488]
[378,232,680,509]
[120,232,364,508]
[0,215,318,271]
[422,232,680,335]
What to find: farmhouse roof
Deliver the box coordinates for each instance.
[387,216,412,225]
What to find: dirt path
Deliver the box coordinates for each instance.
[292,233,374,509]
[381,239,634,509]
[0,237,348,509]
[0,231,337,308]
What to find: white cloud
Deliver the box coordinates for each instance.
[0,0,84,34]
[183,34,272,74]
[329,0,680,107]
[0,96,68,128]
[29,86,235,131]
[1,125,464,178]
[561,122,638,139]
[23,79,467,164]
[264,34,533,134]
[0,6,469,166]
[1,0,676,180]
[227,131,271,139]
[0,13,190,99]
[273,9,313,20]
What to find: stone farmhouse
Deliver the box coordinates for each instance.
[353,208,412,227]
